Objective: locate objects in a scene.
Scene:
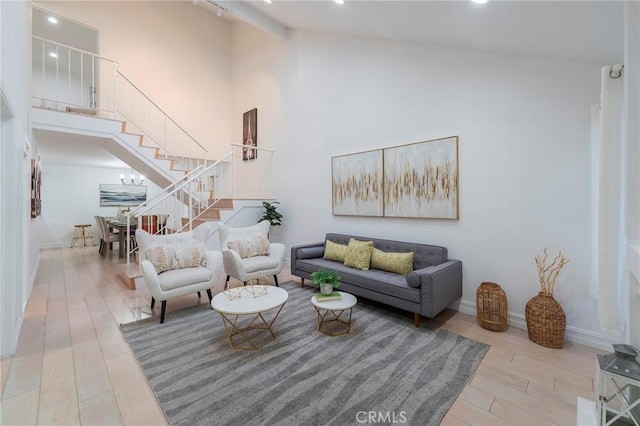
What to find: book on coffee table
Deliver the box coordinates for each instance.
[314,292,342,302]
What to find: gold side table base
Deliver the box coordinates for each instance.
[217,304,285,350]
[314,306,353,336]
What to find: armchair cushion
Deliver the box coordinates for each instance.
[174,242,207,268]
[227,234,270,258]
[146,245,177,273]
[242,256,280,274]
[159,267,213,291]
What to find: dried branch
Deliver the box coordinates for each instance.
[534,248,569,296]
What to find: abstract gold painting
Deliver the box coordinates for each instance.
[332,150,383,217]
[383,136,458,219]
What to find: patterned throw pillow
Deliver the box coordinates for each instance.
[343,238,374,271]
[323,240,348,262]
[174,243,207,269]
[370,248,414,275]
[146,245,177,273]
[227,234,270,259]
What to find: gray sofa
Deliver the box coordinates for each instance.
[291,233,462,326]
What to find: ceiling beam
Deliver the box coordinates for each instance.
[208,1,289,40]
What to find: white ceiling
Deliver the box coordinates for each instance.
[241,0,624,65]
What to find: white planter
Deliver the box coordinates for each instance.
[320,283,334,295]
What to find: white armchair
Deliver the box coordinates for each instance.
[218,220,286,287]
[136,223,223,323]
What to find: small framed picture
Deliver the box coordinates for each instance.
[242,108,257,161]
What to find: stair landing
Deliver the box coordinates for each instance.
[117,262,141,290]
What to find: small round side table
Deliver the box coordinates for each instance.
[476,282,508,331]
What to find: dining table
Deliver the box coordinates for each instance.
[108,220,138,258]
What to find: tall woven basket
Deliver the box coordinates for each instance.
[525,292,566,348]
[476,282,508,331]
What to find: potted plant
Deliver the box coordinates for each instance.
[311,269,341,295]
[258,201,283,227]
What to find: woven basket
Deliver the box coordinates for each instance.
[476,282,508,331]
[525,293,566,348]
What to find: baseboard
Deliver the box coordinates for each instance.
[40,242,71,249]
[458,300,619,351]
[28,251,41,298]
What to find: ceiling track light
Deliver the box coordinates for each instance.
[216,6,222,16]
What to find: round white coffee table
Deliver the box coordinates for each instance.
[211,285,288,350]
[311,291,357,336]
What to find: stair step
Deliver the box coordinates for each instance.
[208,198,234,209]
[116,262,141,290]
[193,208,221,220]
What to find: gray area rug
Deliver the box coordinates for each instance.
[120,282,489,426]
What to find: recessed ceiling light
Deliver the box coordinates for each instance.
[264,0,272,3]
[471,0,488,4]
[334,0,344,4]
[49,52,58,58]
[47,16,58,24]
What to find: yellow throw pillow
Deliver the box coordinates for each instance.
[370,248,414,275]
[323,240,348,262]
[343,238,374,271]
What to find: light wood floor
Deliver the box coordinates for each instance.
[0,246,602,425]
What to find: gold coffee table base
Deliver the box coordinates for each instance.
[314,306,353,336]
[217,304,285,350]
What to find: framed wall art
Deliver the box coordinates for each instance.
[99,184,147,207]
[331,149,384,217]
[242,108,257,161]
[31,157,41,218]
[383,136,459,219]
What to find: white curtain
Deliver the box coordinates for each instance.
[591,65,626,336]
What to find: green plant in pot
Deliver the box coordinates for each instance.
[258,201,283,227]
[311,269,341,295]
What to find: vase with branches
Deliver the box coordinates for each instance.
[526,248,569,348]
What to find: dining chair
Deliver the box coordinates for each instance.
[94,215,119,258]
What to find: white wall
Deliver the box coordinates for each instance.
[38,163,169,248]
[0,0,37,358]
[232,25,606,339]
[41,1,233,159]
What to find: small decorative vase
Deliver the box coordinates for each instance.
[320,283,334,295]
[525,292,566,348]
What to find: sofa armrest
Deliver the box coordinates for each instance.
[407,260,463,318]
[290,242,325,272]
[140,259,162,300]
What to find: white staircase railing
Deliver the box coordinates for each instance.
[31,36,278,264]
[32,36,208,172]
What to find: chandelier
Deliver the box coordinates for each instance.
[120,169,144,186]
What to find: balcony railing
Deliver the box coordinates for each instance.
[32,36,208,171]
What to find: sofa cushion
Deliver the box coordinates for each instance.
[344,238,374,270]
[159,266,213,291]
[370,248,414,275]
[297,246,325,259]
[323,240,347,262]
[325,233,448,268]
